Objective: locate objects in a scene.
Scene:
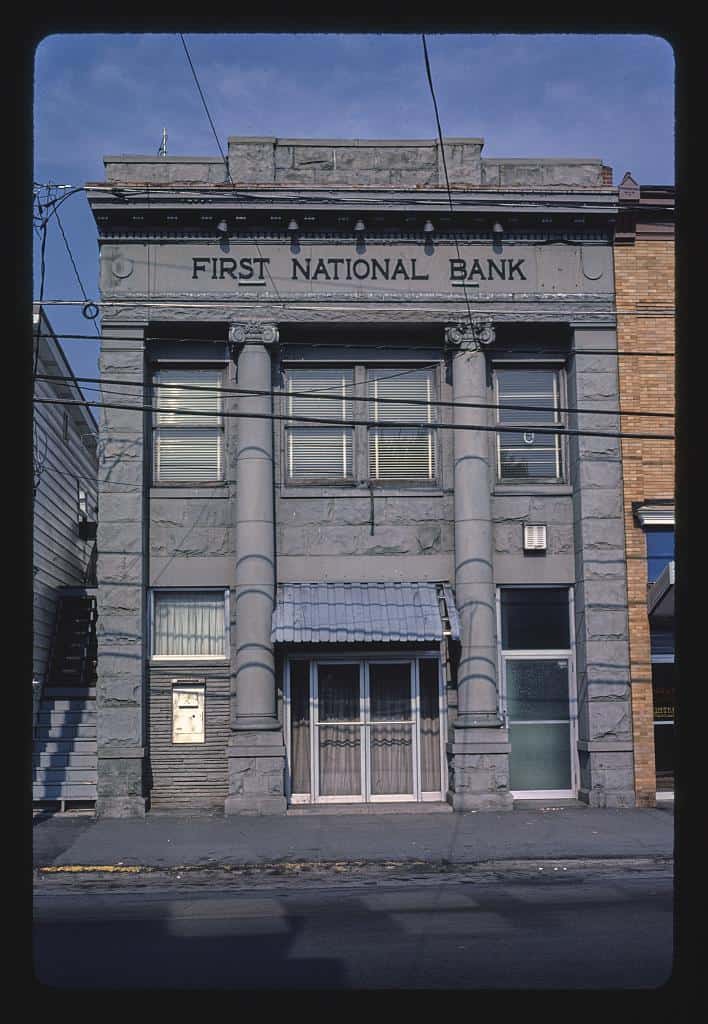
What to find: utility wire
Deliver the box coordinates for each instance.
[33,395,675,442]
[54,208,100,338]
[34,329,676,355]
[33,300,677,325]
[35,372,675,421]
[421,33,475,335]
[178,33,232,185]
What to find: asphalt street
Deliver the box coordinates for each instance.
[34,865,674,990]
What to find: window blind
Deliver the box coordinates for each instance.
[286,368,354,480]
[495,367,561,480]
[368,368,436,480]
[153,369,224,482]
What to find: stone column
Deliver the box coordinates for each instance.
[446,320,513,811]
[568,325,635,807]
[225,322,286,814]
[96,321,147,817]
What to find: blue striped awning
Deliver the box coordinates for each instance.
[271,582,459,644]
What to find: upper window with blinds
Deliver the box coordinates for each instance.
[152,369,224,483]
[368,367,437,481]
[285,368,354,481]
[495,367,563,481]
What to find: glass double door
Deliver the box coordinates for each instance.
[288,658,443,803]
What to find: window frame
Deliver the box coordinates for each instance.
[149,588,230,663]
[496,585,579,799]
[151,366,226,485]
[281,361,440,487]
[493,362,566,484]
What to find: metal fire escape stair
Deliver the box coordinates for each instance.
[33,592,98,807]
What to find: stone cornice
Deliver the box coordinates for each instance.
[99,299,616,327]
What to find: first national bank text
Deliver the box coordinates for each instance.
[191,255,527,284]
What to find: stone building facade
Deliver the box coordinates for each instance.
[86,137,637,816]
[614,175,675,806]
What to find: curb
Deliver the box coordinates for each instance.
[35,855,674,878]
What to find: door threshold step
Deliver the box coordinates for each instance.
[287,801,452,815]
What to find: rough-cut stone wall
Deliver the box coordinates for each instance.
[102,140,605,189]
[615,236,675,806]
[567,327,635,807]
[492,494,575,583]
[96,324,147,817]
[228,138,484,187]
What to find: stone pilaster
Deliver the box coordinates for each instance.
[225,322,286,814]
[568,326,635,807]
[446,320,513,811]
[96,321,147,817]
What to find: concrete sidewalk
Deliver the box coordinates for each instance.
[33,802,675,873]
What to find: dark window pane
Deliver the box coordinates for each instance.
[317,664,360,722]
[650,622,674,658]
[652,663,675,722]
[646,528,674,583]
[369,663,411,721]
[501,588,570,649]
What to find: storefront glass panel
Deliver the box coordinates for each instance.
[369,663,413,796]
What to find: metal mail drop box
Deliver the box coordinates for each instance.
[172,682,206,744]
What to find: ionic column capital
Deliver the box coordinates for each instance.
[445,318,495,353]
[228,322,279,351]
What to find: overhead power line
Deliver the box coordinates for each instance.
[53,209,101,338]
[34,328,677,356]
[178,33,232,185]
[33,395,675,442]
[35,372,675,422]
[420,33,475,335]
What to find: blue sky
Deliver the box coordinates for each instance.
[32,32,675,387]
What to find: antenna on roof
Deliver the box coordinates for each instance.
[158,128,168,157]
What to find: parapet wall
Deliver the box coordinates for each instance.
[102,137,608,188]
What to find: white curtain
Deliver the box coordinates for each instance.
[318,665,361,796]
[153,592,225,657]
[419,659,441,792]
[290,661,311,794]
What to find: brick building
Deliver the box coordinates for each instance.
[614,174,675,806]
